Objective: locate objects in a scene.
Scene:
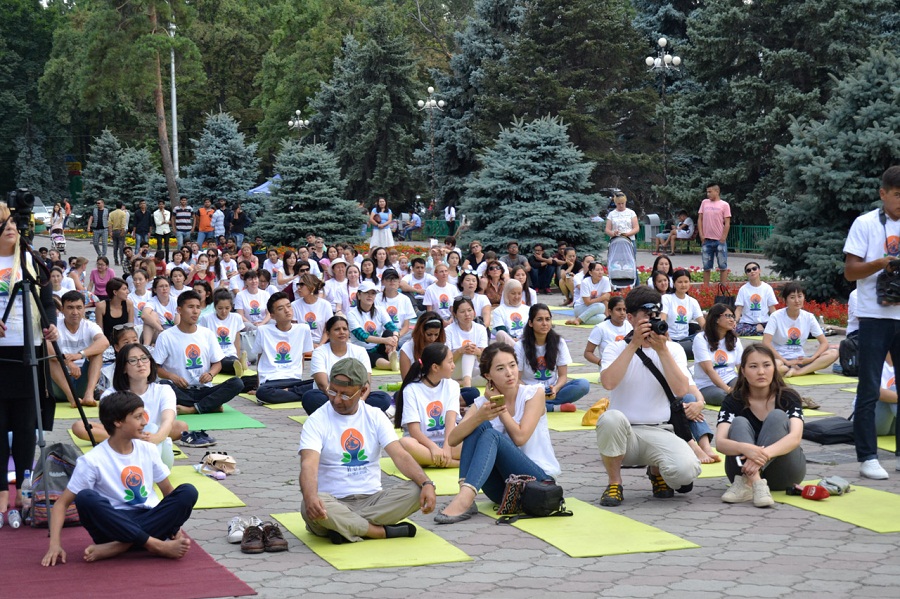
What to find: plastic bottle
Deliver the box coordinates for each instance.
[194,464,226,480]
[379,382,401,392]
[7,509,22,528]
[21,469,32,511]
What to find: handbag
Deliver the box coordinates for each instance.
[201,451,238,475]
[496,475,573,524]
[581,397,610,426]
[714,284,736,310]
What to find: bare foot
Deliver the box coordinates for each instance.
[80,397,98,408]
[0,490,9,513]
[146,535,191,559]
[84,541,131,562]
[564,318,581,325]
[176,405,198,415]
[690,442,713,464]
[704,450,722,463]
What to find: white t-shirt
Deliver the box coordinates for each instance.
[882,361,894,390]
[676,217,695,239]
[471,384,560,477]
[310,343,372,378]
[378,293,416,330]
[423,282,459,320]
[514,339,573,387]
[229,275,245,294]
[235,288,271,324]
[400,338,416,362]
[492,304,528,340]
[341,285,360,315]
[662,294,703,341]
[574,276,611,310]
[692,333,743,389]
[346,305,395,350]
[169,285,187,300]
[144,295,178,330]
[324,278,348,311]
[844,208,900,319]
[764,308,822,360]
[292,297,334,344]
[153,326,224,387]
[735,281,778,325]
[58,319,104,366]
[601,339,691,424]
[262,259,283,279]
[253,323,313,384]
[588,319,633,355]
[445,321,489,351]
[466,293,491,318]
[607,208,638,240]
[199,311,244,358]
[400,379,461,443]
[101,383,176,431]
[128,290,153,326]
[219,259,238,281]
[846,289,859,336]
[67,439,168,510]
[298,402,398,498]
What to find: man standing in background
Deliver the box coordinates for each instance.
[697,184,731,286]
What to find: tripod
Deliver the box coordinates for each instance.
[0,224,95,524]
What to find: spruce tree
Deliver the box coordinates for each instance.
[461,116,602,254]
[767,49,900,300]
[249,140,364,247]
[116,147,162,209]
[81,129,123,209]
[182,112,260,212]
[14,126,53,200]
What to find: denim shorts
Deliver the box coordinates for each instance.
[702,240,727,270]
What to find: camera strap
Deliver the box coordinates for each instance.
[634,347,693,442]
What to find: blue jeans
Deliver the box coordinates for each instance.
[196,230,213,248]
[547,378,591,408]
[682,394,713,441]
[574,302,606,325]
[301,388,392,414]
[458,421,550,503]
[701,240,727,271]
[855,318,900,460]
[176,230,192,249]
[232,233,244,248]
[134,232,149,250]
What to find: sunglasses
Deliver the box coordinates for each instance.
[488,265,501,271]
[298,268,310,273]
[112,323,137,331]
[745,266,759,273]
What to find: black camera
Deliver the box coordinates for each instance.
[6,188,36,233]
[639,302,668,335]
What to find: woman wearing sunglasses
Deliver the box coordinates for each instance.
[734,262,778,336]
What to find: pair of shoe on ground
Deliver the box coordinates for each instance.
[721,475,775,507]
[600,468,693,507]
[229,516,288,553]
[177,430,217,448]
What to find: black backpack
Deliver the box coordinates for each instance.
[839,335,859,377]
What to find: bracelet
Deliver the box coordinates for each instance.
[420,480,435,489]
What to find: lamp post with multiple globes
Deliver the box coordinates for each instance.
[417,86,445,206]
[644,37,682,186]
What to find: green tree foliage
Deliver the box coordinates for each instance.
[310,11,422,206]
[183,112,260,212]
[767,49,900,301]
[14,126,54,199]
[461,116,602,253]
[666,0,895,222]
[250,140,364,246]
[116,146,164,209]
[81,129,123,207]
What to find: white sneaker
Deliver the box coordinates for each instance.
[860,459,889,480]
[721,475,753,503]
[752,480,774,508]
[227,515,262,543]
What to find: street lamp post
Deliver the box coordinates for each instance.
[288,110,310,140]
[644,37,681,187]
[167,21,178,178]
[417,86,445,208]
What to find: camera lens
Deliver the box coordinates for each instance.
[650,318,668,335]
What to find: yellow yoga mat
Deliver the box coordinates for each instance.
[703,405,834,417]
[371,368,401,377]
[877,436,896,452]
[545,410,592,432]
[240,393,306,410]
[55,404,99,419]
[552,319,595,329]
[379,458,462,496]
[698,455,726,478]
[67,429,187,460]
[569,372,600,384]
[840,387,857,394]
[211,369,257,385]
[548,305,571,312]
[476,498,698,557]
[773,482,900,533]
[155,465,246,509]
[787,373,858,387]
[271,512,472,570]
[289,415,308,425]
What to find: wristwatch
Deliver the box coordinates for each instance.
[420,480,435,489]
[79,350,86,360]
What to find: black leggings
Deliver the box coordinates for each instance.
[0,349,40,494]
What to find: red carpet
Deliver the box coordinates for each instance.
[0,525,256,599]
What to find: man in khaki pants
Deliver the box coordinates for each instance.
[108,201,129,266]
[299,358,436,544]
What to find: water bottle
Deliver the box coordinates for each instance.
[7,509,22,528]
[21,469,32,511]
[379,382,401,392]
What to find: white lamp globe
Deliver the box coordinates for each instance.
[645,56,655,66]
[658,37,667,48]
[417,100,425,108]
[672,56,682,66]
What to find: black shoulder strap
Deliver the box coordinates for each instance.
[634,347,693,442]
[635,347,677,404]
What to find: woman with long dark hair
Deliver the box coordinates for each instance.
[347,281,399,370]
[693,303,743,406]
[399,311,446,378]
[95,277,134,344]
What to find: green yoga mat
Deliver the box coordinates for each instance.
[787,373,858,387]
[154,465,245,509]
[877,436,896,452]
[773,481,900,533]
[271,512,472,570]
[55,404,99,419]
[546,410,591,432]
[379,458,462,496]
[477,498,698,557]
[177,404,265,430]
[551,319,596,329]
[67,429,187,460]
[703,404,834,417]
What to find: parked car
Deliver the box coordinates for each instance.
[32,197,52,233]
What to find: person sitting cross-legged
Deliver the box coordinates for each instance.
[49,290,110,408]
[254,292,314,404]
[299,358,437,544]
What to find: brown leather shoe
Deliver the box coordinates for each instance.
[240,524,265,554]
[262,522,289,552]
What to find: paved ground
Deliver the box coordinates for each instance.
[32,233,900,599]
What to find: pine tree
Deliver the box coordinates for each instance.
[249,140,364,247]
[182,112,260,212]
[116,146,162,209]
[81,129,123,209]
[461,116,602,254]
[767,49,900,301]
[14,126,53,199]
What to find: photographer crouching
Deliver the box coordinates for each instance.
[594,286,702,507]
[0,196,60,524]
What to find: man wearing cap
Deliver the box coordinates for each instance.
[594,286,701,507]
[255,292,315,404]
[299,357,436,544]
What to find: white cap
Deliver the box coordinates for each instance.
[329,257,348,272]
[358,280,379,293]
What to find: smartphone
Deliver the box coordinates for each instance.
[735,456,744,467]
[489,394,505,405]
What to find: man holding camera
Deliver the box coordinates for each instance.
[595,286,702,506]
[844,165,900,480]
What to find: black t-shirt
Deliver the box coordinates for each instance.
[717,390,804,435]
[466,253,484,270]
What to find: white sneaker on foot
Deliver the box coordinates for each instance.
[752,479,774,508]
[860,459,889,480]
[721,475,753,503]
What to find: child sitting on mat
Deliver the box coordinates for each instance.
[42,391,198,566]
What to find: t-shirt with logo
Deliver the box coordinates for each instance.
[262,259,282,279]
[513,338,573,387]
[401,272,436,301]
[128,290,153,326]
[445,321,489,353]
[101,382,176,433]
[153,326,224,387]
[574,276,611,310]
[67,439,168,510]
[843,208,900,320]
[691,333,744,389]
[662,294,703,341]
[341,285,360,315]
[253,322,313,384]
[310,343,372,380]
[347,305,396,351]
[291,297,334,345]
[298,401,398,498]
[378,293,416,330]
[882,362,895,391]
[144,296,178,330]
[587,319,633,356]
[423,282,460,321]
[199,311,244,358]
[735,281,778,326]
[492,304,528,340]
[58,318,104,367]
[235,289,271,324]
[763,308,822,360]
[400,379,461,444]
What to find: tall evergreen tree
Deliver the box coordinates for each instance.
[310,11,422,206]
[183,112,260,212]
[80,129,123,208]
[767,49,900,301]
[249,140,364,246]
[461,116,602,253]
[14,126,53,199]
[116,146,162,208]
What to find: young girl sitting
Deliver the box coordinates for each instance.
[584,296,633,369]
[445,297,489,406]
[763,282,838,379]
[661,269,705,359]
[693,303,743,406]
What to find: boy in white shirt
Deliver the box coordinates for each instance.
[48,291,110,408]
[235,269,271,327]
[255,292,314,404]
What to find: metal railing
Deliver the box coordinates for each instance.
[635,224,773,253]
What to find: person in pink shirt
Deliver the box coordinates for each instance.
[697,183,732,285]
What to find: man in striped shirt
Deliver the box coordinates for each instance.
[173,196,195,249]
